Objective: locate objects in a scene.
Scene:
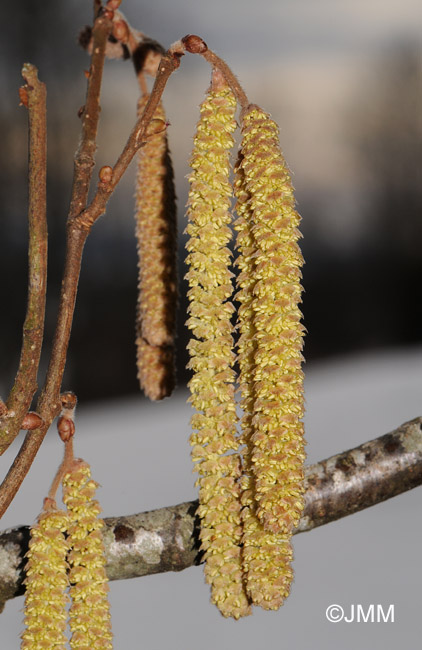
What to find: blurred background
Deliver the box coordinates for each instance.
[0,0,420,402]
[0,1,421,648]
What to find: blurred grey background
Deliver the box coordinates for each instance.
[0,0,421,648]
[0,0,421,402]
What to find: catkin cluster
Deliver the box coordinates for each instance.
[21,461,112,650]
[186,80,305,617]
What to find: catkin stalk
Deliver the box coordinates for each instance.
[134,96,177,401]
[186,70,250,619]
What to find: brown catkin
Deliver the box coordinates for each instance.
[134,95,177,400]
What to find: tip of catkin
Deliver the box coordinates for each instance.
[136,338,175,400]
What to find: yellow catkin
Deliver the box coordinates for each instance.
[62,460,113,650]
[237,105,306,538]
[21,503,69,650]
[234,156,295,610]
[186,73,251,619]
[134,95,177,401]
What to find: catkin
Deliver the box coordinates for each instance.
[234,153,294,610]
[236,105,306,537]
[21,502,69,650]
[62,460,113,650]
[134,95,177,401]
[186,72,250,619]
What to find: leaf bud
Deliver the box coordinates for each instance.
[182,34,208,54]
[57,415,75,442]
[21,411,43,430]
[99,165,113,184]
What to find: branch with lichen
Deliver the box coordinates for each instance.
[1,416,421,611]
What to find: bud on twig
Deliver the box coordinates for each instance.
[18,86,29,107]
[57,391,77,442]
[21,412,43,431]
[181,34,208,54]
[57,416,75,443]
[99,165,113,184]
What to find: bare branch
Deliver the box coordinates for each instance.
[69,12,113,221]
[0,13,112,516]
[74,49,181,231]
[1,417,420,610]
[0,33,182,518]
[0,65,47,456]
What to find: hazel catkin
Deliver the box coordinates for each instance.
[236,105,306,538]
[62,460,113,650]
[21,501,69,650]
[186,71,250,619]
[134,95,177,401]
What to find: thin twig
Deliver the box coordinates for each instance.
[0,13,112,518]
[0,36,181,520]
[0,65,47,457]
[75,50,181,230]
[0,416,420,609]
[68,12,113,222]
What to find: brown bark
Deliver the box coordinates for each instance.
[0,65,47,456]
[1,416,420,611]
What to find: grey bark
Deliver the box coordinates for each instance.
[1,416,421,611]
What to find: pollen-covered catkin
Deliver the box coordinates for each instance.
[21,501,69,650]
[186,71,251,619]
[237,105,306,537]
[62,460,112,650]
[134,95,177,401]
[234,156,295,610]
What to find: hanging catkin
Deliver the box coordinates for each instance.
[62,460,113,650]
[236,105,306,538]
[234,151,294,611]
[21,501,69,650]
[134,95,177,401]
[186,70,250,619]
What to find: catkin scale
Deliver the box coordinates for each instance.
[186,73,250,619]
[134,95,177,401]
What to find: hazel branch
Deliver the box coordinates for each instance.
[74,48,182,231]
[0,416,420,610]
[0,12,112,518]
[69,10,113,221]
[0,29,181,520]
[0,65,47,457]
